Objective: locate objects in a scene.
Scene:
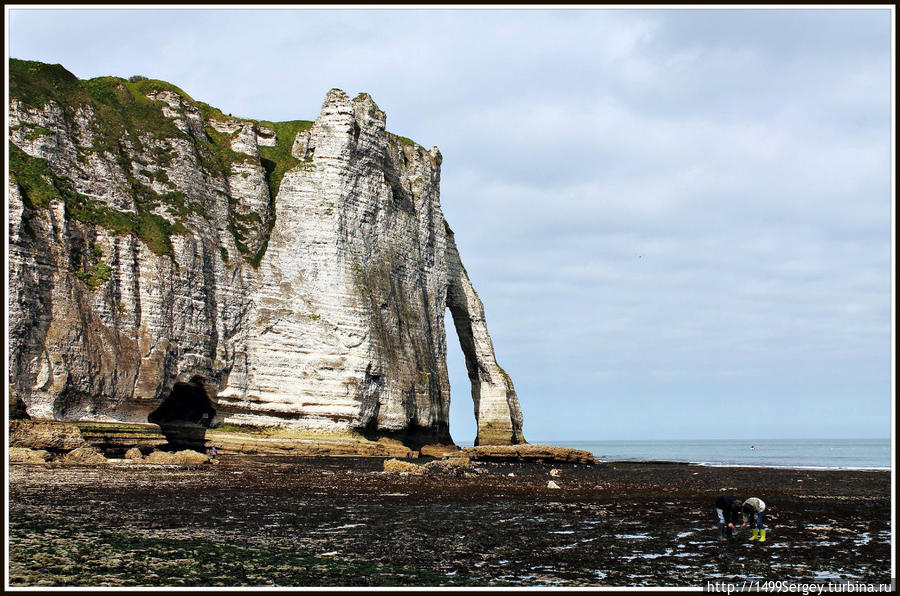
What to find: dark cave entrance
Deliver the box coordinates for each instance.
[148,381,216,427]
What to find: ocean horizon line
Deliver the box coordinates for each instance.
[522,438,891,470]
[533,437,891,443]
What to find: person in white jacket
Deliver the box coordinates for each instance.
[741,497,767,542]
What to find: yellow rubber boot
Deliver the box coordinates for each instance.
[759,529,767,542]
[749,528,759,541]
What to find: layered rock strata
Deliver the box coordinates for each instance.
[460,445,597,465]
[8,420,415,459]
[8,60,524,446]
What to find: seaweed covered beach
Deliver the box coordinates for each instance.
[7,458,892,587]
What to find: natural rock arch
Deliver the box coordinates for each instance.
[445,233,525,446]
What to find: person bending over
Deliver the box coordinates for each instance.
[714,494,743,542]
[741,497,767,542]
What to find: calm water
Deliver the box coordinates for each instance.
[544,439,891,470]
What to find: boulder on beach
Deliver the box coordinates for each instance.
[9,420,86,451]
[144,451,175,464]
[383,459,423,474]
[62,447,108,465]
[547,480,561,489]
[550,468,561,477]
[145,450,210,465]
[124,448,144,461]
[9,447,52,463]
[423,457,474,477]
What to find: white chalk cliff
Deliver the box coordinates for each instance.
[7,60,524,446]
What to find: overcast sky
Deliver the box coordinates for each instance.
[8,7,893,442]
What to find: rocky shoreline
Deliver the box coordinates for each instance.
[7,452,891,587]
[9,419,596,464]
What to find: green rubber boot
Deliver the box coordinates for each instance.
[749,528,759,541]
[718,524,727,542]
[759,529,767,543]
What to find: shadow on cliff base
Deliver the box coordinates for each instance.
[148,382,214,451]
[10,395,29,420]
[361,422,454,450]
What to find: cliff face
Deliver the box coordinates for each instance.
[7,60,524,446]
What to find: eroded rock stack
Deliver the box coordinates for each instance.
[8,59,524,446]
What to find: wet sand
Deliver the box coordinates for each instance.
[7,457,892,587]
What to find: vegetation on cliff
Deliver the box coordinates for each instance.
[8,59,316,266]
[9,142,181,256]
[10,60,428,268]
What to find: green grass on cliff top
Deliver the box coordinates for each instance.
[9,59,87,107]
[9,59,424,266]
[10,60,193,109]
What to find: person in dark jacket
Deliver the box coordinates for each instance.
[714,495,743,541]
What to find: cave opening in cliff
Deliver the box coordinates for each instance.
[148,381,216,427]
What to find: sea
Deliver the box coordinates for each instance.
[540,439,892,470]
